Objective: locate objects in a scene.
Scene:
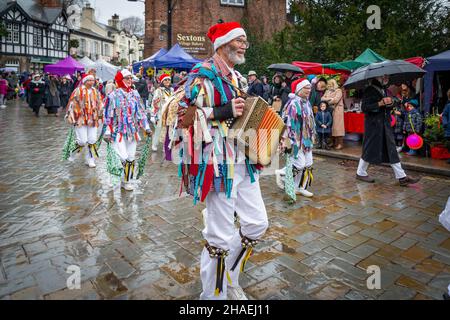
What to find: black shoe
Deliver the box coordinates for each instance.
[443,293,450,300]
[399,176,421,186]
[356,174,375,183]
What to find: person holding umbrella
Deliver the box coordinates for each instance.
[355,75,420,186]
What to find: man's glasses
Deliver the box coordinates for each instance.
[123,76,132,80]
[234,38,250,49]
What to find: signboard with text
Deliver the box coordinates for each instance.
[176,33,209,56]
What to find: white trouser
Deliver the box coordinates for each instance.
[200,164,268,300]
[292,151,313,188]
[75,126,98,161]
[152,122,162,149]
[0,94,5,105]
[113,136,137,162]
[357,158,406,180]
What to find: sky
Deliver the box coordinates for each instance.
[89,0,145,24]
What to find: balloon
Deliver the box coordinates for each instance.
[406,133,423,150]
[390,115,396,127]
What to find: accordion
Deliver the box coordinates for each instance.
[228,96,285,166]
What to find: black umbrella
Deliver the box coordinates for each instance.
[268,63,304,74]
[343,60,426,90]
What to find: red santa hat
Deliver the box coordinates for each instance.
[115,69,133,92]
[291,78,311,94]
[207,21,246,51]
[82,74,95,84]
[159,73,171,83]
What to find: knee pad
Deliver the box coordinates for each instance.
[123,160,136,182]
[230,230,261,273]
[205,242,229,297]
[87,143,99,158]
[300,166,314,189]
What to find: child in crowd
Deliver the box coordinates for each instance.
[315,101,332,150]
[403,99,422,155]
[392,104,405,152]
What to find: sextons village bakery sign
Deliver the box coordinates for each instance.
[176,33,209,56]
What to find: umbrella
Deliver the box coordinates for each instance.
[268,63,304,74]
[343,60,426,90]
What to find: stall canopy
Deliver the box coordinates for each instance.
[293,48,386,75]
[153,44,202,69]
[91,59,120,81]
[79,56,95,69]
[44,56,85,76]
[423,50,450,113]
[132,48,168,73]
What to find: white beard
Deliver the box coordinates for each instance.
[225,46,245,65]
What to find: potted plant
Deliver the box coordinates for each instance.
[423,114,450,159]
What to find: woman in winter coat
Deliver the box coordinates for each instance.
[45,75,61,116]
[59,75,72,110]
[322,79,345,150]
[29,74,46,117]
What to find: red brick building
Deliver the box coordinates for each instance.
[144,0,288,59]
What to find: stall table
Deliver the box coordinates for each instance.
[344,112,365,134]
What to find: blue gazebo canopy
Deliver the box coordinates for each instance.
[423,50,450,112]
[132,48,168,73]
[153,44,202,69]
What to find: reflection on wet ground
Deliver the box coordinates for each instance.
[0,101,449,300]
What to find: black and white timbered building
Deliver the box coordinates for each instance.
[0,0,69,73]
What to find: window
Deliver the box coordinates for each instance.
[54,33,62,50]
[80,38,86,53]
[33,28,43,47]
[104,43,109,56]
[220,0,245,6]
[93,42,98,57]
[6,23,20,43]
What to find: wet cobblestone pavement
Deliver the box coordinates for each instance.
[1,101,449,300]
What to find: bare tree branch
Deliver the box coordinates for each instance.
[120,16,144,35]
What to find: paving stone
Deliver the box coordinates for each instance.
[294,231,322,244]
[245,276,289,300]
[323,246,363,265]
[378,284,417,300]
[297,241,329,255]
[391,236,418,250]
[314,281,351,300]
[301,252,335,270]
[401,246,433,263]
[336,224,362,237]
[341,234,370,248]
[348,244,379,259]
[246,261,286,282]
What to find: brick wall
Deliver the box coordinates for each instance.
[144,0,287,59]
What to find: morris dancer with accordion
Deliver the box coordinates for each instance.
[165,22,274,300]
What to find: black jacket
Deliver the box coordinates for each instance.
[361,81,400,164]
[247,79,264,98]
[29,81,46,107]
[135,78,149,100]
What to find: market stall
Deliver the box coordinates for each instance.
[43,56,85,76]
